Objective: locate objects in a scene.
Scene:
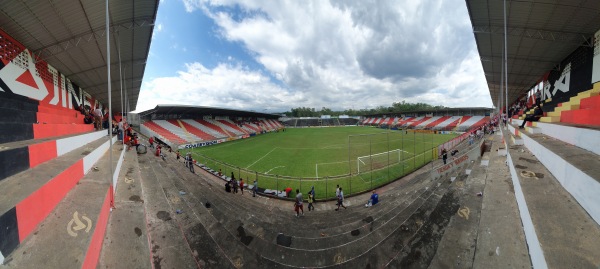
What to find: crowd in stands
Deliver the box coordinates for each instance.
[77,103,122,133]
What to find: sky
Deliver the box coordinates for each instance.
[135,0,492,113]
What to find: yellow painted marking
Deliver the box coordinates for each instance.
[520,171,537,179]
[67,211,92,237]
[456,181,464,187]
[124,177,134,183]
[334,253,344,264]
[233,256,243,269]
[458,207,470,220]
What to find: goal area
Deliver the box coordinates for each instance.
[357,149,402,174]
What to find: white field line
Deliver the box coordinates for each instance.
[317,160,349,165]
[321,144,346,149]
[264,166,285,174]
[246,147,278,169]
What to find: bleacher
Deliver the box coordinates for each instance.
[425,116,451,129]
[414,116,438,128]
[502,84,600,267]
[455,116,487,131]
[0,91,121,267]
[215,119,247,135]
[339,118,359,125]
[141,120,188,145]
[178,119,218,140]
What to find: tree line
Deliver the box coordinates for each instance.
[285,101,446,117]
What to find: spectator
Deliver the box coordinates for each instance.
[102,108,109,129]
[225,181,231,193]
[232,179,238,193]
[284,187,293,198]
[149,136,154,148]
[308,192,314,211]
[93,105,103,130]
[365,191,379,207]
[520,104,544,128]
[239,179,244,195]
[186,153,194,173]
[336,187,347,211]
[176,151,181,161]
[155,145,161,157]
[84,112,95,125]
[295,189,304,217]
[117,119,124,142]
[441,149,448,165]
[252,179,258,197]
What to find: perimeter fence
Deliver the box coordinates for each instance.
[191,130,453,200]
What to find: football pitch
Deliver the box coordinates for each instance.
[187,127,457,199]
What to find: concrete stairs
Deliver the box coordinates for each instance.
[133,145,472,268]
[503,125,600,268]
[0,136,121,268]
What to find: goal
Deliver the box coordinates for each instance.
[357,149,402,174]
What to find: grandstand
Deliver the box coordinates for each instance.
[1,0,600,268]
[137,105,282,147]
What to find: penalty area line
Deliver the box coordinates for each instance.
[264,166,285,174]
[246,147,278,169]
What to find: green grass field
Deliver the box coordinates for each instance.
[186,127,456,200]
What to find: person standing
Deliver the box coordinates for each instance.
[186,153,194,173]
[308,192,314,211]
[149,136,154,148]
[336,187,347,211]
[239,179,244,195]
[232,179,238,193]
[93,105,103,130]
[117,119,124,142]
[295,189,304,217]
[441,149,448,165]
[176,151,181,161]
[252,179,258,197]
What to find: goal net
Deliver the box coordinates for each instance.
[357,149,402,174]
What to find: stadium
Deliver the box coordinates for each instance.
[1,1,600,269]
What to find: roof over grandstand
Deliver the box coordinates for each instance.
[137,105,281,119]
[466,0,600,108]
[0,0,158,112]
[365,107,494,117]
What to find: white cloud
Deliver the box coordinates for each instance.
[135,62,304,112]
[142,0,490,112]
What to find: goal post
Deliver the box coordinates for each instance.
[357,148,402,174]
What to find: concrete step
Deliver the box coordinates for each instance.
[0,93,38,112]
[539,116,560,123]
[135,152,203,269]
[98,149,151,269]
[0,144,120,268]
[509,131,524,146]
[0,130,106,181]
[524,126,542,134]
[161,154,458,268]
[431,132,531,268]
[506,134,600,268]
[0,135,116,263]
[172,157,441,234]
